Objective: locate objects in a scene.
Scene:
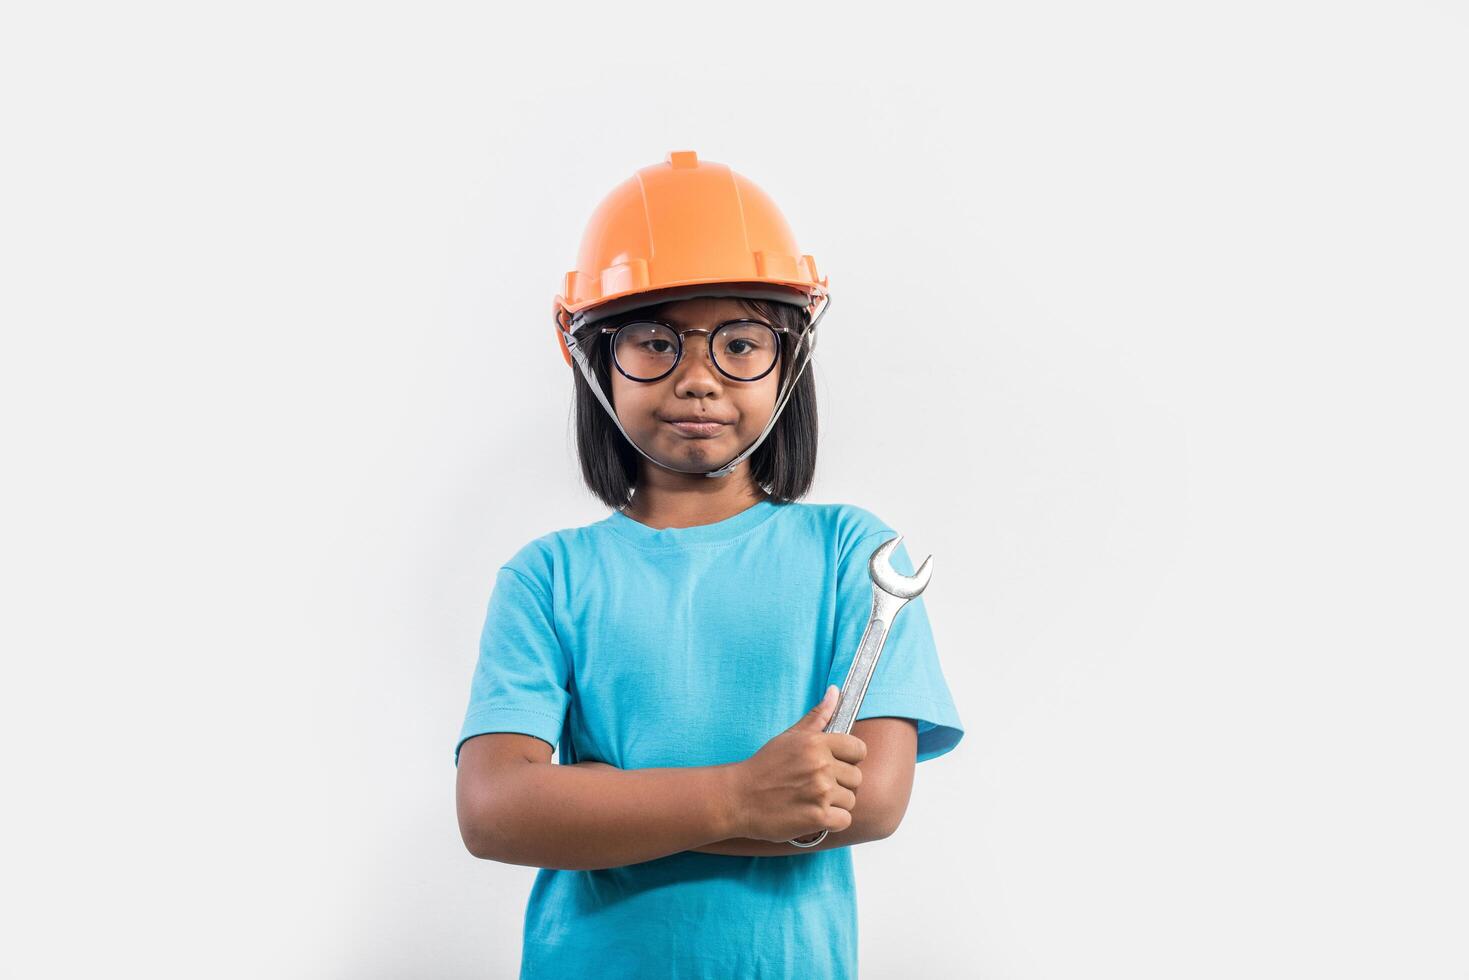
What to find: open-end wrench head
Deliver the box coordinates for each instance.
[869,534,932,599]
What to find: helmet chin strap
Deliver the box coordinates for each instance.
[559,294,829,480]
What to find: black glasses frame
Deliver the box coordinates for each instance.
[600,318,793,384]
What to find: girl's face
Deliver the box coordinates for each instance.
[607,296,783,477]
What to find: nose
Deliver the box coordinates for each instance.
[671,335,723,396]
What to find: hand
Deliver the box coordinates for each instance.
[725,685,867,842]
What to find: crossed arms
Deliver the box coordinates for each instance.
[455,717,917,870]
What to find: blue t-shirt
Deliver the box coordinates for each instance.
[455,499,964,979]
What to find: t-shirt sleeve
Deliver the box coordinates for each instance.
[454,564,572,767]
[827,527,964,763]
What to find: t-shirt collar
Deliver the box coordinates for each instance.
[603,498,781,546]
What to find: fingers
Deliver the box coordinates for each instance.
[832,758,863,791]
[826,732,867,765]
[816,793,856,833]
[792,685,840,733]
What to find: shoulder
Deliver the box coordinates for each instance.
[778,501,898,557]
[489,533,554,601]
[497,511,620,590]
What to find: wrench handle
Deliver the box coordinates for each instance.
[828,608,892,735]
[789,589,907,847]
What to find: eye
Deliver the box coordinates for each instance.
[716,323,774,359]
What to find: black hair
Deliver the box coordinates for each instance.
[568,296,819,510]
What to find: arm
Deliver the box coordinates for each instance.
[566,760,882,856]
[695,717,918,855]
[573,717,920,858]
[457,733,741,871]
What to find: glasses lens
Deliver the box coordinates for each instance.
[613,322,680,380]
[612,320,781,381]
[713,321,779,380]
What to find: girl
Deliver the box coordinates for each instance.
[454,150,964,979]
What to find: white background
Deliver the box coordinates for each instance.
[4,2,1466,977]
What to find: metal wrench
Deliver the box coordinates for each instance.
[789,533,933,847]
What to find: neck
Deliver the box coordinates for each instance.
[622,462,770,530]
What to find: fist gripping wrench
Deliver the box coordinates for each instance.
[789,533,933,847]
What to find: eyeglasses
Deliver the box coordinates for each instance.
[600,318,792,383]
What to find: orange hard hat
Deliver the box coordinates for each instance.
[551,149,830,367]
[552,150,831,480]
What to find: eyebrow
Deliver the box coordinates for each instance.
[652,308,705,327]
[636,311,762,329]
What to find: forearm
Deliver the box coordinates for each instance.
[570,760,892,857]
[689,803,892,856]
[471,760,739,871]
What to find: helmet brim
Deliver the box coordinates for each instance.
[567,280,819,329]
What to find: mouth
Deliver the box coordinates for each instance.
[662,417,730,438]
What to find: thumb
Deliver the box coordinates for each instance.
[793,684,839,732]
